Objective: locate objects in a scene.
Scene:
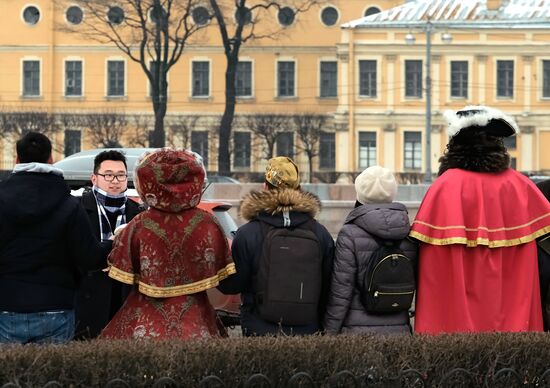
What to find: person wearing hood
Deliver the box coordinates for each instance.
[0,132,112,344]
[324,166,417,334]
[100,149,235,339]
[218,156,334,336]
[411,106,550,334]
[75,150,143,339]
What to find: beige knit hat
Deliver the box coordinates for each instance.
[355,166,397,204]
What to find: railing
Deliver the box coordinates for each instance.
[3,367,550,387]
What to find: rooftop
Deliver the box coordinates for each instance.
[343,0,550,29]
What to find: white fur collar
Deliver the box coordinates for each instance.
[444,105,520,138]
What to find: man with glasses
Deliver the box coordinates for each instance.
[75,150,142,339]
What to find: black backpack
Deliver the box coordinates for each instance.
[254,219,323,326]
[359,238,415,313]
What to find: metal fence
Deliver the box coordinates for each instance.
[3,368,550,388]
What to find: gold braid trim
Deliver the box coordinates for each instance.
[108,265,137,285]
[409,225,550,248]
[412,212,550,232]
[137,262,236,298]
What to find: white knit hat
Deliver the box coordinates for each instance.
[355,166,397,204]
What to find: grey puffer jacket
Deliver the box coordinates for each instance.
[324,202,418,335]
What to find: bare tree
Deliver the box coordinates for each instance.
[246,114,292,160]
[0,109,60,137]
[82,111,129,148]
[59,0,207,148]
[293,113,327,183]
[127,114,152,147]
[167,114,201,149]
[209,0,323,175]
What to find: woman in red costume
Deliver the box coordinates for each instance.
[411,106,550,334]
[101,149,235,339]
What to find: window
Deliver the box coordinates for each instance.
[191,131,209,167]
[404,131,422,170]
[364,7,381,17]
[235,6,252,25]
[320,61,337,98]
[108,6,124,25]
[278,7,295,26]
[503,136,517,150]
[319,132,335,169]
[543,60,550,98]
[277,61,295,97]
[405,60,422,98]
[358,132,377,168]
[23,60,40,97]
[359,60,377,97]
[107,60,125,97]
[23,6,40,25]
[276,132,294,158]
[233,132,251,168]
[450,61,468,98]
[321,6,338,26]
[192,61,210,97]
[149,4,166,25]
[497,60,514,98]
[192,6,209,25]
[65,60,82,96]
[235,61,252,97]
[64,130,81,157]
[66,6,83,25]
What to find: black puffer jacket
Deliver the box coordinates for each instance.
[324,202,417,334]
[0,171,111,313]
[218,188,334,336]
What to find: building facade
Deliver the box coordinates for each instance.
[2,0,550,181]
[337,0,550,180]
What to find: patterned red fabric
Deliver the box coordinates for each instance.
[101,149,235,339]
[101,291,223,339]
[411,168,550,334]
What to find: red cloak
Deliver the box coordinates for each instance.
[410,168,550,334]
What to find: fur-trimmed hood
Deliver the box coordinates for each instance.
[240,188,321,226]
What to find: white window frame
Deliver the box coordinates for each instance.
[190,58,212,99]
[275,58,297,99]
[235,58,254,99]
[21,3,42,26]
[318,57,338,99]
[402,57,424,100]
[63,57,84,98]
[495,57,515,101]
[540,58,550,100]
[447,57,471,101]
[356,56,381,100]
[105,57,127,98]
[21,56,42,98]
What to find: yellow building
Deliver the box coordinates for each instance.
[337,0,550,181]
[0,0,402,177]
[3,0,549,181]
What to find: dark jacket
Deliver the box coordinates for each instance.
[75,188,142,339]
[324,202,418,335]
[218,188,334,336]
[0,171,111,313]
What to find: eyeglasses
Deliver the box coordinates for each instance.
[96,173,128,182]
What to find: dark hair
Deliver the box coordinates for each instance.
[438,126,510,176]
[16,132,52,163]
[93,150,127,173]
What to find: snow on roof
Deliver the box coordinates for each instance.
[343,0,550,29]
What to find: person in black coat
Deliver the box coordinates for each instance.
[0,132,112,344]
[75,150,142,339]
[218,156,334,336]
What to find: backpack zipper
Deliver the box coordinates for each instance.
[368,254,410,292]
[374,290,414,297]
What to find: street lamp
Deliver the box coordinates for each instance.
[406,20,451,184]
